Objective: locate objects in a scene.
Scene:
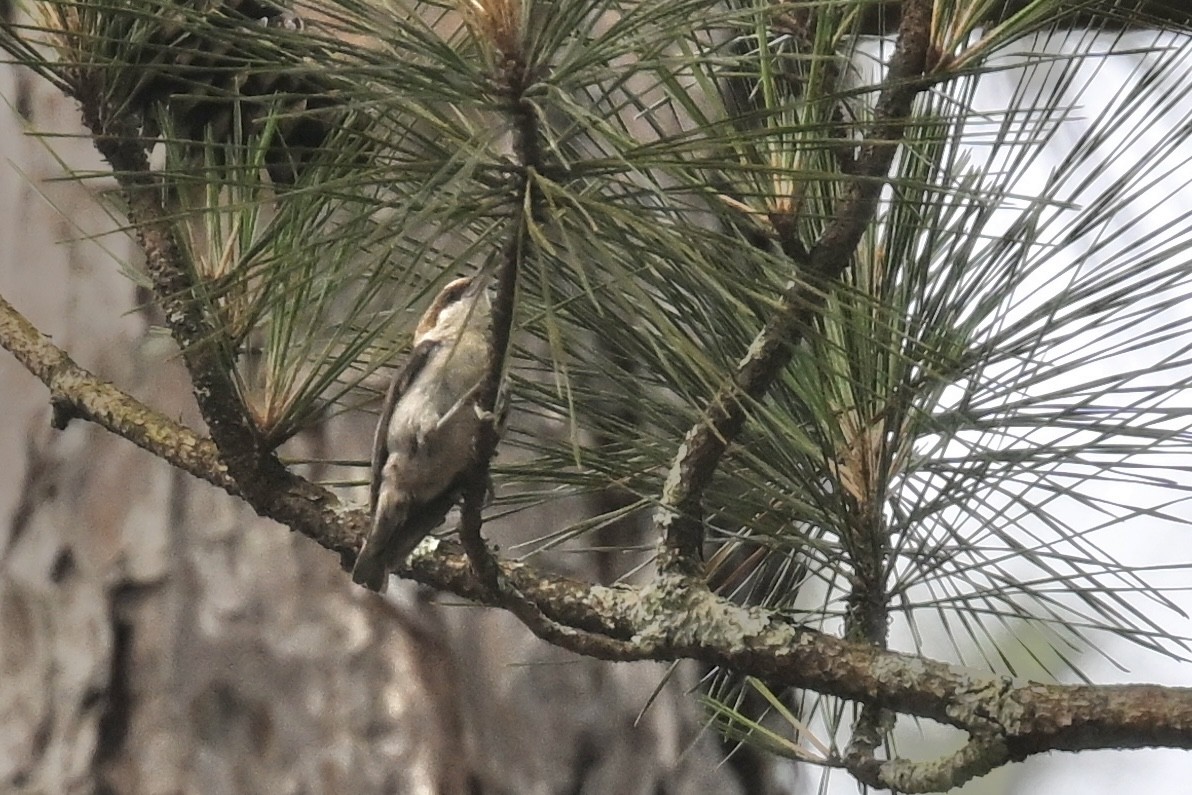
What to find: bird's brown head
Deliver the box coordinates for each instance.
[414,275,490,342]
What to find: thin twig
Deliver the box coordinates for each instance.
[458,15,538,587]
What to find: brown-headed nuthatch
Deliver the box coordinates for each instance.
[352,274,497,591]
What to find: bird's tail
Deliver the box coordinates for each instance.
[351,491,462,591]
[351,539,391,592]
[351,496,410,592]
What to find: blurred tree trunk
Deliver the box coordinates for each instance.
[0,49,750,795]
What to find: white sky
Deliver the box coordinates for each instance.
[812,26,1192,795]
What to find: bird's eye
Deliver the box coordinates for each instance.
[442,280,471,305]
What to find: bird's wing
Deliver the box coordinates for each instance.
[369,337,438,514]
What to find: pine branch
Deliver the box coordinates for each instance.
[655,0,935,574]
[74,81,362,562]
[6,283,1192,790]
[6,2,1192,791]
[0,290,235,493]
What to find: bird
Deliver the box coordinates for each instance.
[352,274,497,591]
